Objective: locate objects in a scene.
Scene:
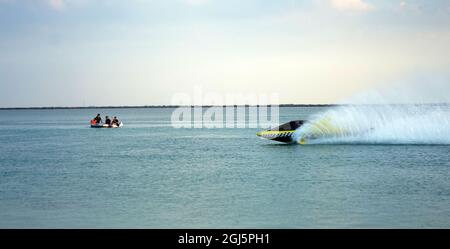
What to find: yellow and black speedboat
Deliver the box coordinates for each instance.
[256,120,305,143]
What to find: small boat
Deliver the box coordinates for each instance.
[90,120,123,128]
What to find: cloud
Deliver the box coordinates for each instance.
[0,0,66,9]
[329,0,373,12]
[48,0,64,10]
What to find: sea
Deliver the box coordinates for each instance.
[0,107,449,228]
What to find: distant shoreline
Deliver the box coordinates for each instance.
[1,103,448,110]
[0,104,335,110]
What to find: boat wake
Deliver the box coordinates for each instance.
[293,104,450,145]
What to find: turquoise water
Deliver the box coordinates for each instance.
[0,107,449,228]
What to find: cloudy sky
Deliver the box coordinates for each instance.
[0,0,449,107]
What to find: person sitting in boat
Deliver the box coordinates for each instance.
[91,114,102,125]
[112,116,120,126]
[105,116,112,126]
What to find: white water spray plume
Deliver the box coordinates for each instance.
[293,79,450,145]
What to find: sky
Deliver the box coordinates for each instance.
[0,0,449,107]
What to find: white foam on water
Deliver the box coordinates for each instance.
[294,104,450,144]
[293,79,450,145]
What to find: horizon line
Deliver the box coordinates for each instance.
[1,103,449,110]
[0,104,334,110]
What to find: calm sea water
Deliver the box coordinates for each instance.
[0,107,449,228]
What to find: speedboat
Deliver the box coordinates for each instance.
[256,120,305,144]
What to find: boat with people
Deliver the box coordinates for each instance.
[90,114,123,128]
[90,122,123,128]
